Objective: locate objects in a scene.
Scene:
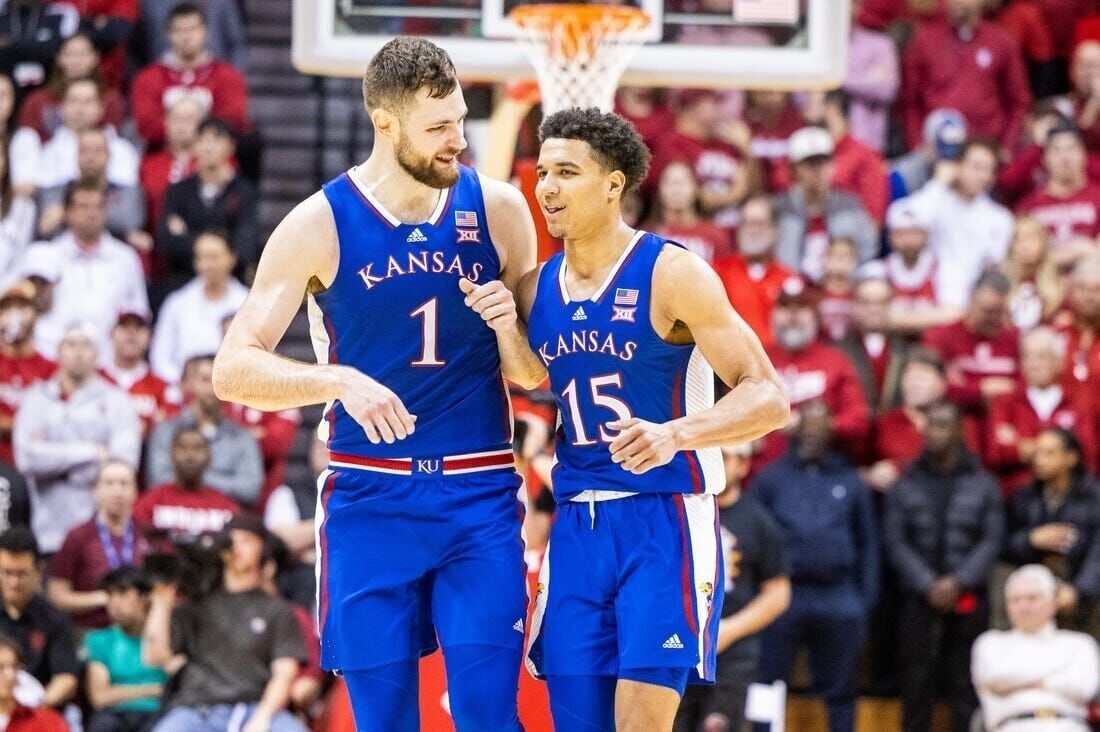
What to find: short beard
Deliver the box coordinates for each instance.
[778,325,814,351]
[395,133,459,189]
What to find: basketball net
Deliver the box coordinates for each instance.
[509,4,651,115]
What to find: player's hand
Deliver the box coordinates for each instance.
[338,371,416,445]
[607,418,679,474]
[459,277,517,333]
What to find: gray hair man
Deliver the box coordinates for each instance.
[971,564,1099,732]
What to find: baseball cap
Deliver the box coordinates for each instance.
[886,198,931,231]
[19,244,60,284]
[788,127,834,164]
[0,280,36,307]
[116,309,151,328]
[923,108,967,151]
[224,512,267,541]
[60,321,102,349]
[775,275,816,307]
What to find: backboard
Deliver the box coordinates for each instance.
[293,0,851,90]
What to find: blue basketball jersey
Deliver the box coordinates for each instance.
[309,165,512,459]
[526,231,724,502]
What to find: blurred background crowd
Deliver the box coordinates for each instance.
[1,0,1100,730]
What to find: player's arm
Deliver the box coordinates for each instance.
[212,192,416,445]
[459,175,547,389]
[609,247,789,474]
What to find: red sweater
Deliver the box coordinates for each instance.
[745,103,805,193]
[713,256,793,348]
[0,351,56,463]
[986,384,1097,494]
[992,0,1055,62]
[648,129,746,230]
[902,21,1031,150]
[874,407,923,469]
[1018,183,1100,246]
[758,340,871,467]
[1058,321,1100,385]
[17,85,127,141]
[100,365,178,438]
[652,221,731,264]
[614,102,676,151]
[133,483,239,547]
[6,704,67,732]
[140,149,197,232]
[131,58,249,147]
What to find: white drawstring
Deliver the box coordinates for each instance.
[588,496,596,530]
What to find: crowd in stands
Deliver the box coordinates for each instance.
[0,0,1099,730]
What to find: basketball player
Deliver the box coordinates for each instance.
[212,38,545,732]
[519,108,789,731]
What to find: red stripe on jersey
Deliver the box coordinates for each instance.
[673,494,699,636]
[671,370,704,493]
[442,452,514,471]
[328,452,412,471]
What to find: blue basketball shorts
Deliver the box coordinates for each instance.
[526,492,723,685]
[314,464,528,672]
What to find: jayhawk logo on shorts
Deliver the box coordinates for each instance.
[698,581,714,610]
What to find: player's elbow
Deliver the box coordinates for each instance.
[761,381,791,432]
[211,349,240,402]
[508,364,548,391]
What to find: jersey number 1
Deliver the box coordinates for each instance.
[410,298,445,366]
[562,374,633,446]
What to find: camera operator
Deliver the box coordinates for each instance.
[141,513,306,732]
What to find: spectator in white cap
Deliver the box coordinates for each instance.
[775,126,876,284]
[16,244,63,358]
[12,322,140,554]
[971,564,1099,732]
[34,179,149,360]
[883,197,963,334]
[908,139,1015,309]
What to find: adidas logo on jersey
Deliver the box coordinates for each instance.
[513,619,524,633]
[572,306,587,321]
[662,634,685,650]
[406,228,428,243]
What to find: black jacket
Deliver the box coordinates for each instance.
[884,451,1004,594]
[1004,475,1100,600]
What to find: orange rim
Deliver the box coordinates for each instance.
[509,3,651,33]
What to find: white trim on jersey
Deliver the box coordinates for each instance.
[313,468,334,630]
[681,493,720,680]
[307,295,334,445]
[685,347,725,495]
[347,166,450,227]
[558,229,646,304]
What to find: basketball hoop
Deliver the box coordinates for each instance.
[508,3,651,115]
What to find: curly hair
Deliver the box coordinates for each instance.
[362,38,458,115]
[539,107,651,192]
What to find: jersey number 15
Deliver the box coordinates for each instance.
[561,374,634,446]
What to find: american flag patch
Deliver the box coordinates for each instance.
[614,288,639,306]
[732,0,799,24]
[455,211,478,227]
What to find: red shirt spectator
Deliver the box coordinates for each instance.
[744,90,804,192]
[902,16,1031,150]
[1017,125,1100,259]
[1056,255,1100,385]
[922,272,1021,451]
[138,96,203,233]
[713,196,793,347]
[874,407,924,471]
[0,282,56,464]
[989,0,1054,65]
[763,339,870,466]
[1035,0,1093,63]
[645,160,733,264]
[987,384,1096,494]
[133,483,239,546]
[615,87,676,151]
[130,4,249,148]
[222,403,301,509]
[649,90,751,232]
[64,0,137,88]
[100,312,178,437]
[4,704,68,732]
[757,279,871,468]
[49,516,150,629]
[1066,40,1100,154]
